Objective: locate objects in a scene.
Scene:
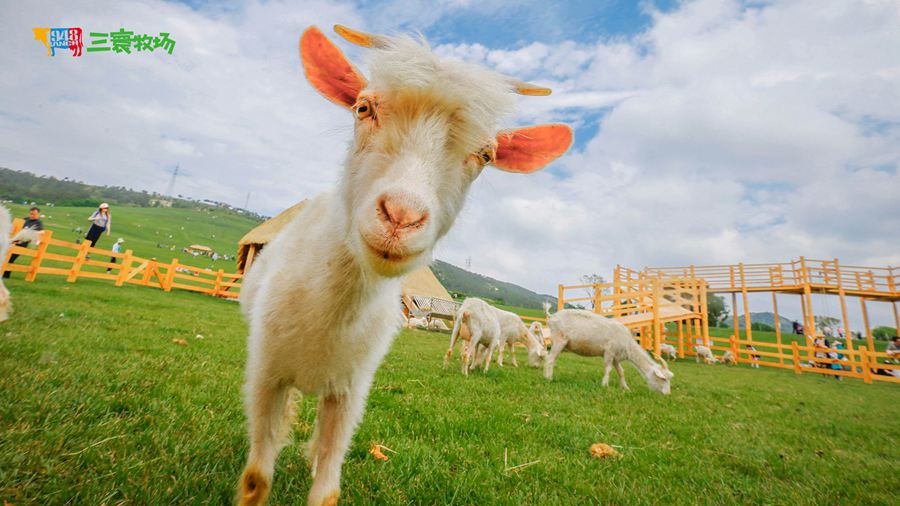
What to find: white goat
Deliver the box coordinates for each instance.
[0,206,11,321]
[721,350,737,365]
[660,343,677,361]
[544,309,674,394]
[237,25,571,506]
[694,345,719,364]
[529,321,545,342]
[444,297,502,375]
[495,307,546,368]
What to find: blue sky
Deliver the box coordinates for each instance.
[2,0,899,328]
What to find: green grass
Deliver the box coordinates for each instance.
[5,203,260,272]
[1,278,898,505]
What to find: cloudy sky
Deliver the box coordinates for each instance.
[2,0,898,326]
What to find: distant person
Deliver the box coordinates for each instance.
[107,238,124,273]
[792,321,803,335]
[746,344,760,368]
[828,341,843,380]
[85,203,111,247]
[3,207,43,279]
[886,336,900,365]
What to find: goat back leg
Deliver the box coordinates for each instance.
[307,385,369,506]
[543,339,567,380]
[614,361,630,390]
[509,342,519,367]
[483,341,498,373]
[237,378,294,506]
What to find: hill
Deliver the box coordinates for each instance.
[721,312,798,332]
[0,167,266,220]
[430,259,556,310]
[4,203,261,271]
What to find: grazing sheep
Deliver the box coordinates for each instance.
[406,316,428,329]
[721,350,737,365]
[428,318,450,331]
[495,308,546,368]
[694,345,719,364]
[544,309,674,395]
[444,298,502,375]
[0,206,11,321]
[237,25,571,506]
[660,343,677,361]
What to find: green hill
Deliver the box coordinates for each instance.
[4,203,261,272]
[431,259,556,310]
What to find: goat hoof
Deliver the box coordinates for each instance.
[237,466,270,506]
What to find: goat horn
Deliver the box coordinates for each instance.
[509,78,552,96]
[334,25,386,48]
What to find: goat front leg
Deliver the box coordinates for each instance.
[508,342,519,367]
[601,359,613,387]
[238,377,294,506]
[543,339,567,380]
[483,340,498,373]
[614,361,630,390]
[306,385,369,506]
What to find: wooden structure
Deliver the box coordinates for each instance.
[557,258,899,384]
[2,219,241,299]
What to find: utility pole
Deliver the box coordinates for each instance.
[165,164,179,198]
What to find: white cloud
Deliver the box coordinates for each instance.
[1,0,897,329]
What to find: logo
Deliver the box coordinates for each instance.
[33,27,176,57]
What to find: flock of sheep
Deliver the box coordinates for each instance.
[436,298,674,394]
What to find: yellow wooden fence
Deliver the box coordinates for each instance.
[2,219,241,299]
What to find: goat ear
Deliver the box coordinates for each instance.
[653,368,667,380]
[300,26,367,109]
[493,124,573,173]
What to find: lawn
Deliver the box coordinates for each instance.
[1,278,898,505]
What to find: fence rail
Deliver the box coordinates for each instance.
[2,220,241,299]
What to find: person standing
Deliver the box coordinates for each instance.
[85,203,111,247]
[3,207,44,279]
[107,237,124,273]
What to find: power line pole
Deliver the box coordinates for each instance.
[244,192,251,210]
[165,164,179,198]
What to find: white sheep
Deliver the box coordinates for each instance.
[428,318,450,331]
[721,350,737,365]
[660,343,677,361]
[543,309,674,394]
[495,308,546,368]
[444,297,502,375]
[406,316,429,329]
[694,345,719,364]
[0,206,11,322]
[236,25,571,506]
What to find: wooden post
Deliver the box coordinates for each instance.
[699,280,711,349]
[792,341,801,375]
[772,291,784,365]
[677,320,684,358]
[859,347,872,385]
[800,256,815,362]
[731,292,739,341]
[651,280,661,357]
[67,237,90,283]
[214,269,224,297]
[860,298,874,353]
[739,263,753,341]
[164,259,178,292]
[25,230,52,282]
[557,284,564,312]
[730,335,739,364]
[115,249,133,287]
[593,283,602,314]
[833,258,854,382]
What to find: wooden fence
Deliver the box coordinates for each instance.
[2,219,241,299]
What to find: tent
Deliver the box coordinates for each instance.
[236,199,458,317]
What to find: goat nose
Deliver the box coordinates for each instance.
[377,194,428,230]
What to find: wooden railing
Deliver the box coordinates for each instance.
[2,220,241,299]
[642,257,898,297]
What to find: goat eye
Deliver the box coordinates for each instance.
[475,146,494,165]
[354,99,374,120]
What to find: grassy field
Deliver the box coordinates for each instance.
[1,278,898,505]
[4,203,260,272]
